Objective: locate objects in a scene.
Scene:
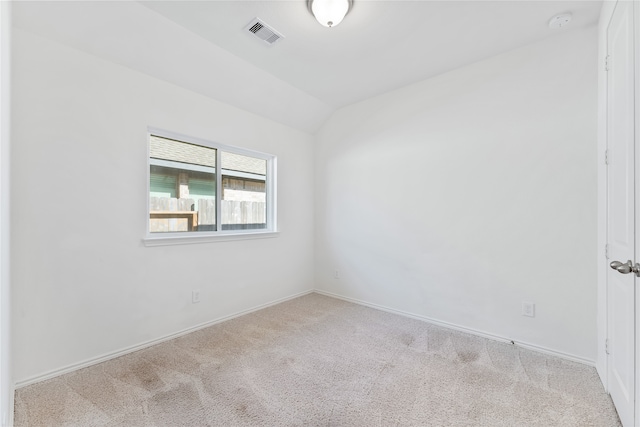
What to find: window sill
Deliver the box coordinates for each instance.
[142,230,280,247]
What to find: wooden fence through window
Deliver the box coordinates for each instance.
[149,197,266,232]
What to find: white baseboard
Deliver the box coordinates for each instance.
[14,289,314,389]
[313,289,596,367]
[15,287,595,390]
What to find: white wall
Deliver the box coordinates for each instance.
[12,1,334,134]
[11,29,315,384]
[315,27,598,362]
[0,2,12,425]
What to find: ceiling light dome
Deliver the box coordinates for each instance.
[308,0,353,28]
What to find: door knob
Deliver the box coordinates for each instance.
[610,260,640,277]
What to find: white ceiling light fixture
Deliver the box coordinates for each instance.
[308,0,353,28]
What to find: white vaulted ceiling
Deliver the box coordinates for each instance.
[13,1,602,133]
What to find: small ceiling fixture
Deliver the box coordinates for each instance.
[308,0,353,28]
[548,13,572,29]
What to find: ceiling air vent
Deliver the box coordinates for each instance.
[244,18,284,46]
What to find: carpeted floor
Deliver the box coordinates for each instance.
[15,293,621,426]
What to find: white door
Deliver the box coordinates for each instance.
[607,1,636,426]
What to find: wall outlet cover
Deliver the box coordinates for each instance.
[522,301,535,317]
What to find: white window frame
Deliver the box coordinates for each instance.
[143,127,278,246]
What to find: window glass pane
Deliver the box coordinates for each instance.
[221,151,267,230]
[149,136,216,233]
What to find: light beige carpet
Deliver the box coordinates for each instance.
[15,293,620,426]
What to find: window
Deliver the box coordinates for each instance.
[145,129,276,245]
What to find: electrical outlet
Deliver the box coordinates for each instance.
[334,270,340,279]
[522,301,535,317]
[192,289,201,304]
